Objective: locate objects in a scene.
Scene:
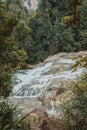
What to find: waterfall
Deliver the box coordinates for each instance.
[12,58,83,97]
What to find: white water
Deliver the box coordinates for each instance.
[13,62,53,96]
[12,58,84,97]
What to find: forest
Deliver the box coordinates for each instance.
[0,0,87,130]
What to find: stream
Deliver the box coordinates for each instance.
[10,52,85,116]
[13,59,83,97]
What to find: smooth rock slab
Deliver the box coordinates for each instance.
[8,97,40,115]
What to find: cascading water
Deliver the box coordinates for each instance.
[11,53,85,116]
[12,57,83,98]
[13,62,53,97]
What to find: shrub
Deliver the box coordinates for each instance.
[61,73,87,130]
[0,100,24,130]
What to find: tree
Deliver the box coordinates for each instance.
[61,1,87,129]
[0,3,27,97]
[14,20,33,63]
[5,0,34,63]
[0,1,27,129]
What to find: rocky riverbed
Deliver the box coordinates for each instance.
[8,51,87,129]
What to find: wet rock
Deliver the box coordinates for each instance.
[20,108,64,130]
[36,117,64,130]
[10,51,86,117]
[8,97,40,115]
[20,108,48,129]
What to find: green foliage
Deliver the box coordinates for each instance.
[79,0,87,50]
[0,0,27,97]
[53,21,75,52]
[61,1,87,128]
[79,0,87,28]
[63,0,81,28]
[0,0,87,130]
[61,73,87,130]
[3,0,86,63]
[5,0,34,63]
[33,0,85,62]
[0,0,16,97]
[0,100,25,130]
[0,67,12,98]
[28,10,50,62]
[14,20,32,63]
[0,1,29,130]
[72,55,87,71]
